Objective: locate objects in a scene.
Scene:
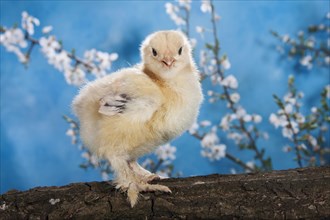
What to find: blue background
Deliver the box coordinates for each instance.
[1,0,329,193]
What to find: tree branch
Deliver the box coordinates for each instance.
[1,167,329,219]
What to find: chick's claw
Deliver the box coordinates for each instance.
[126,181,172,207]
[139,173,161,183]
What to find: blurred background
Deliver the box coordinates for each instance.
[1,1,329,194]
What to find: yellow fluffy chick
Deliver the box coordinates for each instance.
[72,30,203,207]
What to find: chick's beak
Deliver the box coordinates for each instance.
[162,57,175,67]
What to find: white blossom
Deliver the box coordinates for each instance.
[155,144,176,161]
[213,13,221,21]
[210,144,226,160]
[42,26,53,34]
[245,161,255,172]
[189,38,197,49]
[141,158,153,168]
[200,0,212,13]
[165,3,186,26]
[0,27,27,48]
[282,121,299,139]
[207,90,214,96]
[282,127,293,139]
[282,145,292,152]
[65,128,76,143]
[308,135,318,147]
[220,75,238,89]
[227,132,243,144]
[325,85,330,99]
[306,40,315,48]
[201,144,226,161]
[220,114,236,131]
[156,169,170,178]
[325,56,330,65]
[178,0,191,10]
[65,67,86,86]
[295,113,305,123]
[300,55,313,69]
[40,35,61,52]
[243,114,252,122]
[236,107,247,119]
[282,34,290,43]
[221,58,231,70]
[201,127,219,148]
[196,26,205,34]
[311,106,318,113]
[269,113,287,128]
[199,50,207,67]
[81,152,99,167]
[209,97,216,103]
[40,36,75,76]
[284,103,293,114]
[230,93,240,103]
[262,132,269,140]
[101,171,109,181]
[84,49,118,78]
[189,122,199,134]
[230,168,237,174]
[200,120,211,127]
[21,11,40,35]
[326,12,330,19]
[283,93,296,105]
[0,27,28,63]
[252,114,262,123]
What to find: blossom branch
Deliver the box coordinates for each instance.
[271,12,330,70]
[206,0,271,171]
[1,12,118,86]
[270,75,329,167]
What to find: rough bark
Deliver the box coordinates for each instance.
[1,166,329,219]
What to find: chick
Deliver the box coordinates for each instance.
[72,30,203,207]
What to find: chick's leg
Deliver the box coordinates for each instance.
[109,157,171,208]
[109,156,140,207]
[128,160,161,183]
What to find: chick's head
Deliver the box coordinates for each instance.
[141,30,193,79]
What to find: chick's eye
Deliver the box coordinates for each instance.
[178,47,183,55]
[152,48,157,56]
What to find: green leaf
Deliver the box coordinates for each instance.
[273,94,285,109]
[270,30,279,38]
[205,43,214,50]
[308,25,318,33]
[238,143,246,150]
[288,75,295,86]
[79,164,88,170]
[264,157,273,170]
